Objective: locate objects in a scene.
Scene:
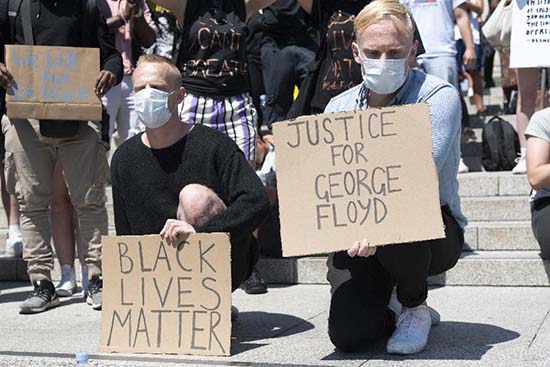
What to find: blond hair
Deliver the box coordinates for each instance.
[354,0,414,41]
[136,54,182,87]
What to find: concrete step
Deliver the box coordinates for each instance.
[465,221,539,251]
[256,251,550,287]
[458,172,530,197]
[5,249,547,287]
[461,196,530,222]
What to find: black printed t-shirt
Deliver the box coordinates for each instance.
[178,0,249,97]
[309,0,425,113]
[310,1,368,112]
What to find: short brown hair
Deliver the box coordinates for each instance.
[355,0,414,41]
[136,54,182,87]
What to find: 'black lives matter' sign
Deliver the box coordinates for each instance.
[100,234,231,356]
[274,104,445,257]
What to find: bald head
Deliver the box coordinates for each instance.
[133,55,182,92]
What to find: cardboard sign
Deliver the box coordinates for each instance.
[273,104,445,257]
[5,45,102,121]
[510,0,550,68]
[100,234,232,356]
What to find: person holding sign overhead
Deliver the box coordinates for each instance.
[110,55,270,316]
[322,0,467,355]
[0,0,123,314]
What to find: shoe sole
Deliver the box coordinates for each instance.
[86,295,102,310]
[19,298,60,314]
[244,286,268,295]
[56,287,77,297]
[387,343,427,355]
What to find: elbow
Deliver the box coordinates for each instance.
[528,176,545,191]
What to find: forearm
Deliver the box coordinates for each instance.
[466,0,483,16]
[528,164,550,190]
[133,16,157,48]
[106,15,126,32]
[455,7,475,49]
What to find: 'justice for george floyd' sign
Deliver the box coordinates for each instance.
[273,104,445,257]
[100,234,232,356]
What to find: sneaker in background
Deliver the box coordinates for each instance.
[4,235,23,258]
[19,280,60,314]
[56,264,77,297]
[512,155,527,174]
[240,267,268,295]
[458,158,469,174]
[387,303,432,355]
[86,276,102,310]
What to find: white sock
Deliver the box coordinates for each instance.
[8,224,21,239]
[521,147,527,157]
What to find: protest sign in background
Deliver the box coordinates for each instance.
[273,104,445,257]
[5,45,102,121]
[100,234,232,357]
[510,0,550,68]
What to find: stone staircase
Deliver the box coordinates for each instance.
[1,76,548,287]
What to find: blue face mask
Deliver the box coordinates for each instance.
[133,88,177,129]
[361,57,408,95]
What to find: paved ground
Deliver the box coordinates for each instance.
[0,283,549,367]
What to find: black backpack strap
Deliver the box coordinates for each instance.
[7,0,22,43]
[81,0,97,47]
[483,118,503,170]
[20,0,33,45]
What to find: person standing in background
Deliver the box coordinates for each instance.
[103,0,158,142]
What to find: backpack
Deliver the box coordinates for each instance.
[481,116,520,171]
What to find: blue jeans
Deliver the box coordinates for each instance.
[418,56,458,89]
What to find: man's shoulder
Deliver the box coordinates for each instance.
[111,134,142,167]
[409,69,459,103]
[190,124,241,155]
[324,84,363,113]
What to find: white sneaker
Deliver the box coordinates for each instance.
[4,236,23,258]
[512,155,527,174]
[458,158,469,174]
[387,303,432,355]
[56,264,77,297]
[388,290,440,326]
[81,265,89,298]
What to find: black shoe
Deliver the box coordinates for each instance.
[86,276,102,311]
[240,268,268,295]
[231,305,239,321]
[19,279,60,314]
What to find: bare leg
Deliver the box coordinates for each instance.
[468,70,485,114]
[517,68,538,148]
[50,162,76,267]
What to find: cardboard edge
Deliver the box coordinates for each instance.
[7,102,102,121]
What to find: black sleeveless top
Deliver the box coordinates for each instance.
[177,0,249,97]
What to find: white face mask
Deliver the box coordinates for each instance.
[361,56,408,95]
[133,87,177,129]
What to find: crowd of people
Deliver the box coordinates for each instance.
[0,0,548,357]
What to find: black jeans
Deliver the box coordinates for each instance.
[531,197,550,260]
[327,206,464,352]
[261,42,315,127]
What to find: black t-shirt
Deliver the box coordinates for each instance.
[261,0,318,49]
[309,0,426,113]
[111,125,270,247]
[178,0,249,97]
[310,1,365,112]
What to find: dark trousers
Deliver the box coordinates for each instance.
[531,197,550,260]
[327,206,464,352]
[232,234,259,291]
[261,43,315,126]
